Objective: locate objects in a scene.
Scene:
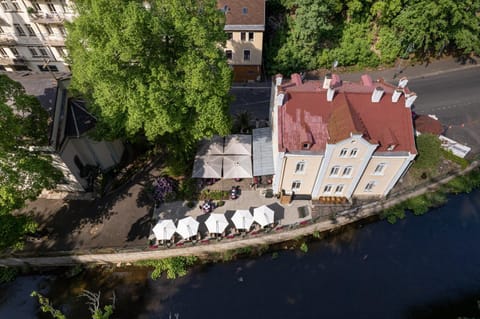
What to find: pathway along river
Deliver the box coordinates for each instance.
[1,189,480,319]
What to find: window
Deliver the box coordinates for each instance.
[295,161,305,173]
[225,50,232,60]
[25,24,35,36]
[335,184,344,194]
[248,32,254,41]
[14,24,26,36]
[0,48,8,57]
[46,0,56,12]
[365,181,376,192]
[342,166,352,177]
[339,148,348,157]
[58,26,67,36]
[350,148,358,157]
[11,0,20,11]
[9,47,19,57]
[28,47,39,57]
[38,47,49,56]
[38,64,58,72]
[323,184,333,193]
[243,50,250,61]
[242,7,248,14]
[31,0,41,11]
[374,163,386,175]
[1,1,10,11]
[45,25,54,35]
[240,32,246,41]
[330,166,340,176]
[226,32,232,40]
[303,143,310,149]
[55,46,67,57]
[291,180,301,191]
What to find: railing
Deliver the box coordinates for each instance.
[0,56,25,65]
[0,33,16,45]
[29,12,64,24]
[44,35,65,46]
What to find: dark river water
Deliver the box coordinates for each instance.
[1,189,480,319]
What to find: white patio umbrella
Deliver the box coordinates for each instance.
[231,210,254,230]
[224,134,252,155]
[253,205,275,228]
[223,155,253,179]
[192,156,223,178]
[197,136,224,156]
[205,213,229,234]
[176,216,200,239]
[152,219,176,241]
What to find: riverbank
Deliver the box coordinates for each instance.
[1,161,478,268]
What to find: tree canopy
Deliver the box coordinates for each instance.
[0,74,61,250]
[266,0,480,75]
[66,0,233,146]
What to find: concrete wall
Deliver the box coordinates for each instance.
[224,31,263,65]
[280,154,323,195]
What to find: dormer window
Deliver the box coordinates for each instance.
[387,144,396,151]
[242,7,248,14]
[303,143,311,150]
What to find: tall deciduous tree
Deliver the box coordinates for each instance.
[66,0,232,146]
[0,75,61,250]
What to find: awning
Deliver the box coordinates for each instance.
[252,128,274,176]
[196,135,224,156]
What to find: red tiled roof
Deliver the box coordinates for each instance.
[277,75,417,154]
[414,115,444,135]
[217,0,265,25]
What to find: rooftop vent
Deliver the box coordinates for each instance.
[327,87,335,101]
[398,77,408,88]
[323,73,332,89]
[405,92,417,108]
[392,88,402,103]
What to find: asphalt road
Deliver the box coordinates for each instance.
[409,68,480,155]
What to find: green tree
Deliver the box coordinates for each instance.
[31,290,114,319]
[66,0,232,148]
[0,75,61,250]
[393,0,480,56]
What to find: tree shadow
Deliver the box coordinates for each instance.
[126,210,153,242]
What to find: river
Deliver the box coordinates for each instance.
[1,189,480,319]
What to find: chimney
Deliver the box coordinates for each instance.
[327,87,335,101]
[276,89,285,106]
[331,74,341,87]
[405,92,417,108]
[392,88,402,103]
[371,86,384,103]
[275,74,283,86]
[361,74,373,87]
[323,73,332,89]
[398,77,408,88]
[291,73,302,86]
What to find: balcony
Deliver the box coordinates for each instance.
[0,33,16,45]
[29,12,64,24]
[0,56,26,66]
[44,36,65,46]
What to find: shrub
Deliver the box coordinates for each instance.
[0,267,17,283]
[152,176,177,203]
[299,242,308,253]
[136,256,198,280]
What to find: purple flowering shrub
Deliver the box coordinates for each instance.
[153,176,177,203]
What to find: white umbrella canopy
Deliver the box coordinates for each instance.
[224,134,252,155]
[196,136,224,156]
[192,156,222,178]
[253,205,275,228]
[205,213,229,234]
[231,210,254,230]
[152,219,176,241]
[223,155,253,179]
[176,216,200,239]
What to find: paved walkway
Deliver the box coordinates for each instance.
[2,161,477,267]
